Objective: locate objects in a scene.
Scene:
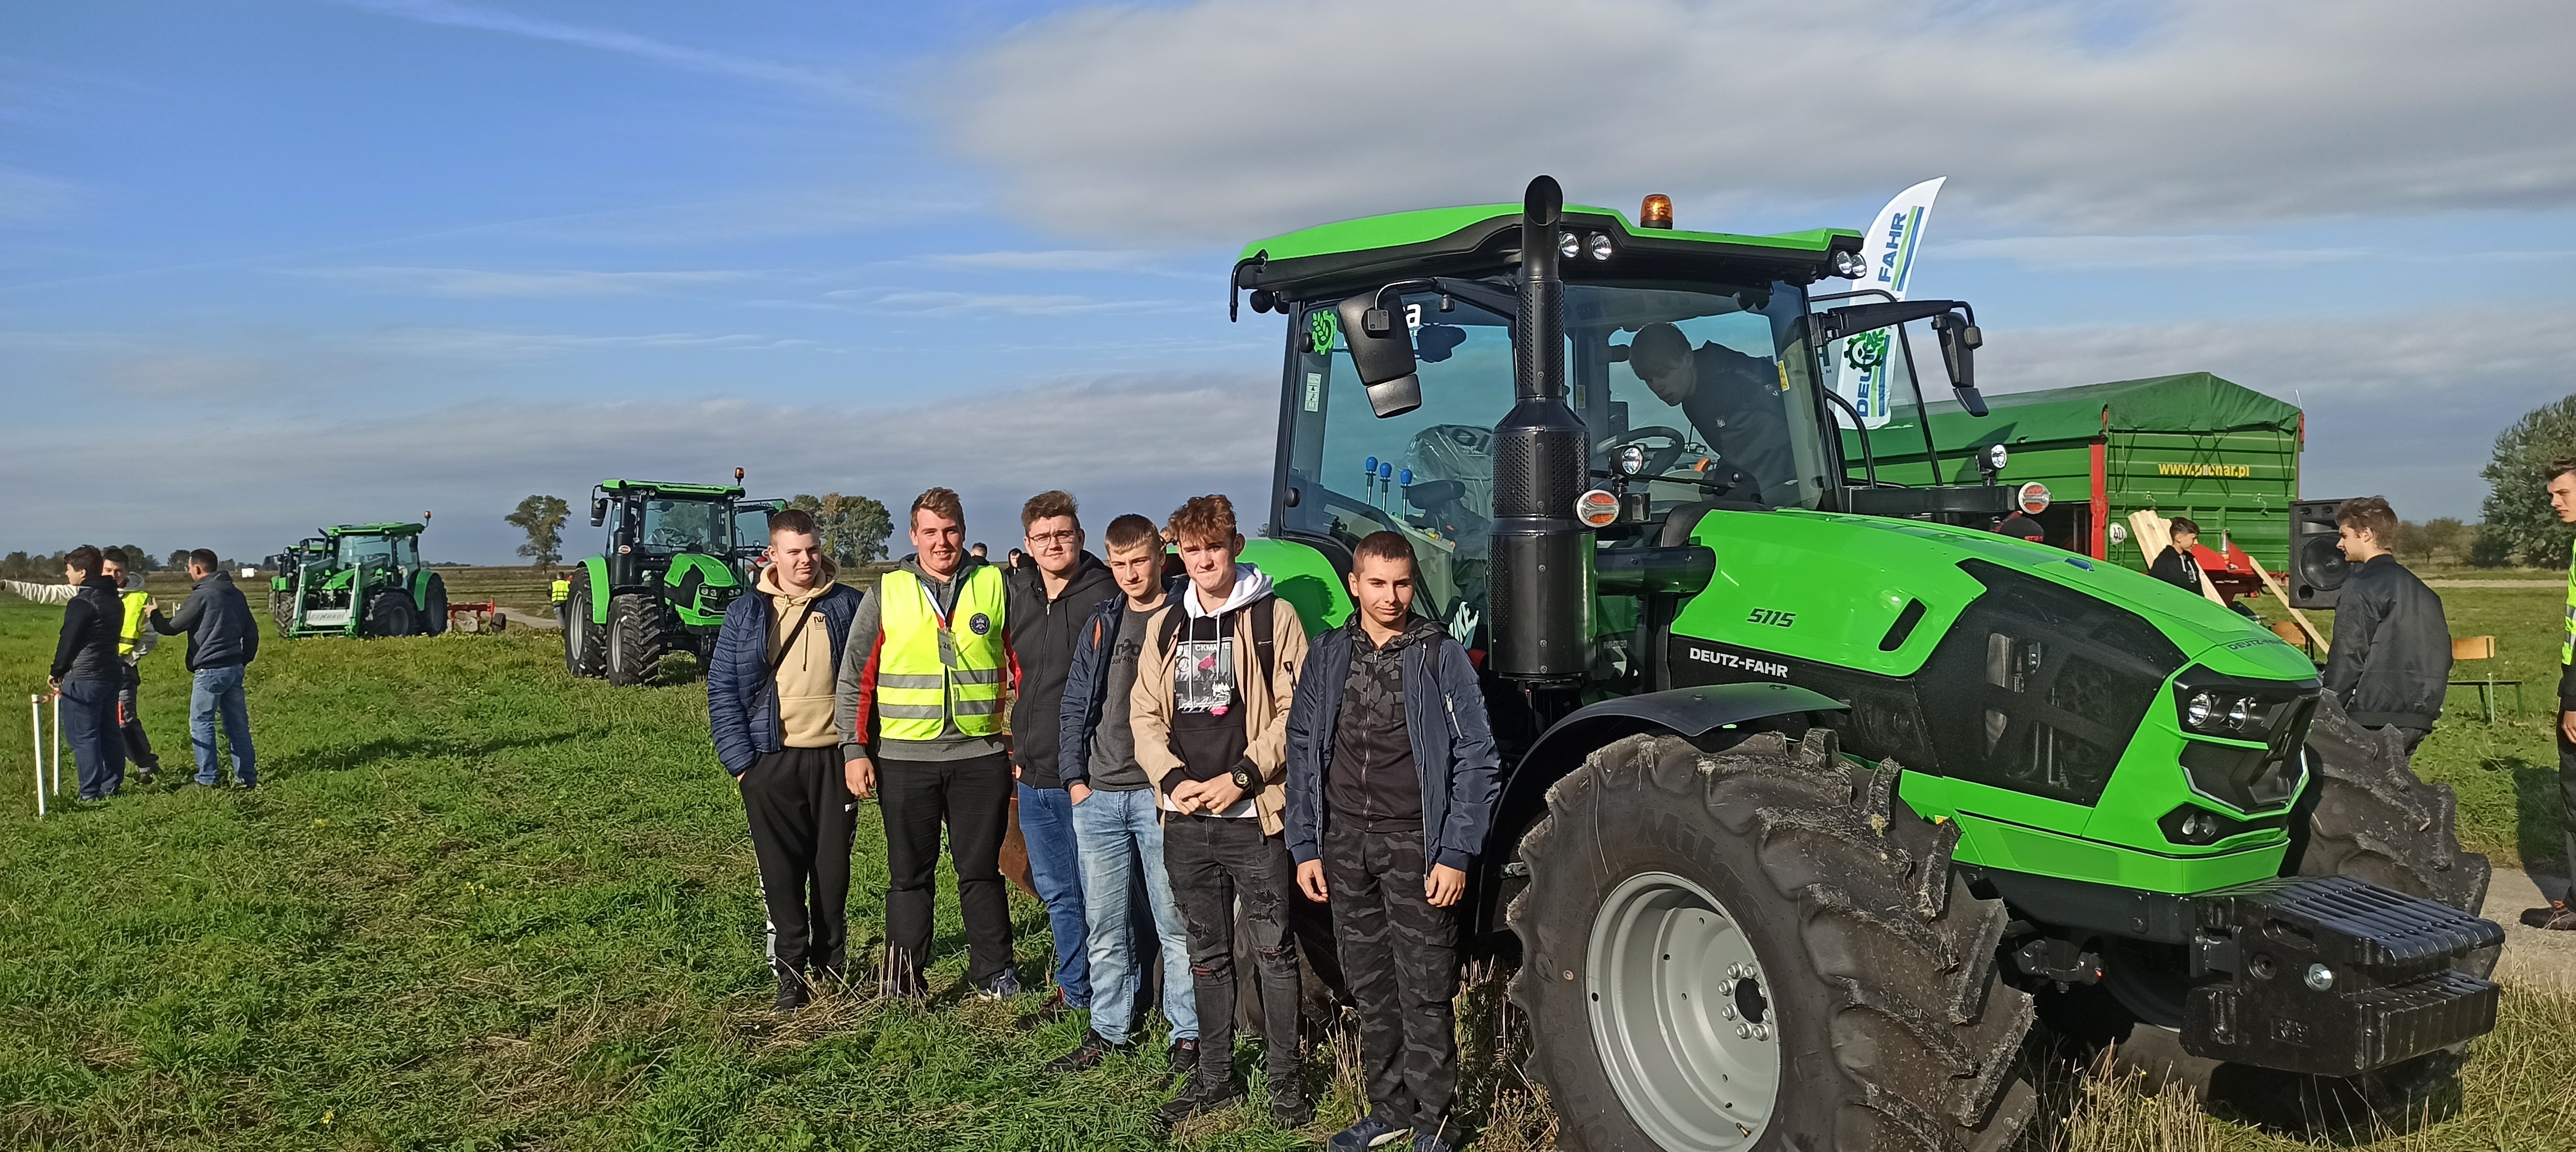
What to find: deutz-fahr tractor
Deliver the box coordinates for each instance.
[1226,177,2501,1151]
[267,523,449,639]
[563,478,778,686]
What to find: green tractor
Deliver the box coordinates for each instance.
[1227,178,2499,1150]
[562,478,778,686]
[266,522,449,639]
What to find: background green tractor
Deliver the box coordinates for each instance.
[561,477,778,686]
[1227,178,2501,1150]
[266,522,449,639]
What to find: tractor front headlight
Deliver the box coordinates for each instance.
[2185,692,2216,732]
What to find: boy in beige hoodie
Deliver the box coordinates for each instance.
[708,510,866,1012]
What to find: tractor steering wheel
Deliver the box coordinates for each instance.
[1597,426,1693,479]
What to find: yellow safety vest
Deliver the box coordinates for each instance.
[550,578,572,604]
[874,565,1009,741]
[2563,551,2574,669]
[118,589,151,658]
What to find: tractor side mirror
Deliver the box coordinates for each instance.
[589,496,609,527]
[1336,289,1421,418]
[1934,313,1987,416]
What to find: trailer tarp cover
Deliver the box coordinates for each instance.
[1869,372,2301,446]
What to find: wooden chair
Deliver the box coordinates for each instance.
[2447,636,2523,722]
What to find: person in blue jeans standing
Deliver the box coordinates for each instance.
[1004,491,1120,1029]
[46,545,128,801]
[1047,513,1198,1073]
[149,549,259,788]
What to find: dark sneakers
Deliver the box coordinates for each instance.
[1165,1036,1198,1080]
[1153,1071,1244,1129]
[1015,987,1072,1031]
[1328,1116,1407,1150]
[1412,1127,1458,1152]
[974,969,1025,1001]
[2525,902,2576,930]
[773,968,811,1014]
[1269,1088,1313,1130]
[1042,1029,1132,1073]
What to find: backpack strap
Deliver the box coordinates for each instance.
[1249,596,1277,699]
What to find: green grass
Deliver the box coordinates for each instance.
[2,589,2572,1151]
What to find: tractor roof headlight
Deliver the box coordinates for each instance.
[1618,444,1647,475]
[1587,232,1613,261]
[1559,231,1582,259]
[1832,249,1866,278]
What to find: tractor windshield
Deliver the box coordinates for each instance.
[636,498,732,555]
[334,534,416,580]
[1279,278,1829,623]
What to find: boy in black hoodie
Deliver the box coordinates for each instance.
[1005,491,1120,1026]
[47,545,128,801]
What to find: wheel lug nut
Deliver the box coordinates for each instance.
[1720,1004,1735,1020]
[1735,1022,1751,1039]
[1753,1023,1769,1040]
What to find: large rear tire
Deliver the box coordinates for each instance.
[2285,697,2493,951]
[1509,729,2036,1152]
[364,589,418,638]
[269,590,294,637]
[563,573,604,678]
[421,574,449,636]
[605,592,672,686]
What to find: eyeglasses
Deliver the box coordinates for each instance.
[1027,530,1079,547]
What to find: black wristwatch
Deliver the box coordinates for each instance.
[1231,767,1256,791]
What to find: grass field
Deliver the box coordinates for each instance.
[1,580,2572,1151]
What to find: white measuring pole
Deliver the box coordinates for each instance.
[50,693,61,797]
[30,695,44,817]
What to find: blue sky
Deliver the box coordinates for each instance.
[6,0,2573,562]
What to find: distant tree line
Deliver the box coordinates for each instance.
[0,546,254,581]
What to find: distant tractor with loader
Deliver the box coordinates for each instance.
[561,475,778,686]
[1223,177,2500,1151]
[266,522,450,639]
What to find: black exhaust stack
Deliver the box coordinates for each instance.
[1489,175,1591,684]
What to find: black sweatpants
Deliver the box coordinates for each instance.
[879,751,1016,988]
[1324,822,1460,1134]
[118,662,158,771]
[740,746,856,978]
[2559,720,2576,901]
[1166,812,1302,1098]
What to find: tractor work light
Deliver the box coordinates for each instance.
[1832,249,1866,277]
[1639,193,1673,229]
[1586,232,1613,261]
[1618,444,1647,475]
[1558,231,1581,259]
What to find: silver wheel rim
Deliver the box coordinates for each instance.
[566,600,586,663]
[606,607,624,673]
[1587,870,1781,1151]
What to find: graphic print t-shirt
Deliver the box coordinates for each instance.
[1164,609,1255,818]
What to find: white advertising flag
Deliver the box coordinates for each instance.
[1834,177,1945,429]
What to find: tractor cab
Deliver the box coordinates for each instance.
[565,478,765,685]
[273,523,447,639]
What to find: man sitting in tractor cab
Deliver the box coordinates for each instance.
[1625,321,1794,502]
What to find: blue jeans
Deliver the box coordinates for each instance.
[189,665,255,787]
[1072,786,1197,1044]
[58,678,125,800]
[1017,782,1089,1007]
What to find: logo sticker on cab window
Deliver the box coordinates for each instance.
[1310,311,1337,355]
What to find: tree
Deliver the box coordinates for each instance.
[506,494,570,569]
[167,549,192,570]
[786,492,894,567]
[2476,394,2576,567]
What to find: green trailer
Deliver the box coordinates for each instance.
[1843,372,2303,573]
[266,523,448,639]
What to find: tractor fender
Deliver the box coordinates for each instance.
[1470,682,1846,939]
[580,556,613,625]
[410,567,435,610]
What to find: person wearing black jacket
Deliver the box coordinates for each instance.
[150,549,261,788]
[708,510,865,1011]
[1286,532,1501,1152]
[2320,498,2449,751]
[2150,517,2208,594]
[1004,491,1120,1029]
[47,546,129,801]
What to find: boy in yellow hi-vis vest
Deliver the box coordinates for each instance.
[2530,459,2576,932]
[834,487,1020,997]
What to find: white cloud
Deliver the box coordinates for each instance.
[365,326,837,359]
[918,249,1196,276]
[829,288,1189,317]
[301,266,754,297]
[0,373,1272,562]
[0,165,77,225]
[943,0,2576,242]
[1945,235,2370,272]
[336,0,874,102]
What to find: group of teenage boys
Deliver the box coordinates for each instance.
[9,545,260,802]
[707,487,1498,1150]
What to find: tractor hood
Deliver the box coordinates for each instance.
[1676,508,2314,684]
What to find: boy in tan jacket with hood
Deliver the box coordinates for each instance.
[1131,494,1312,1130]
